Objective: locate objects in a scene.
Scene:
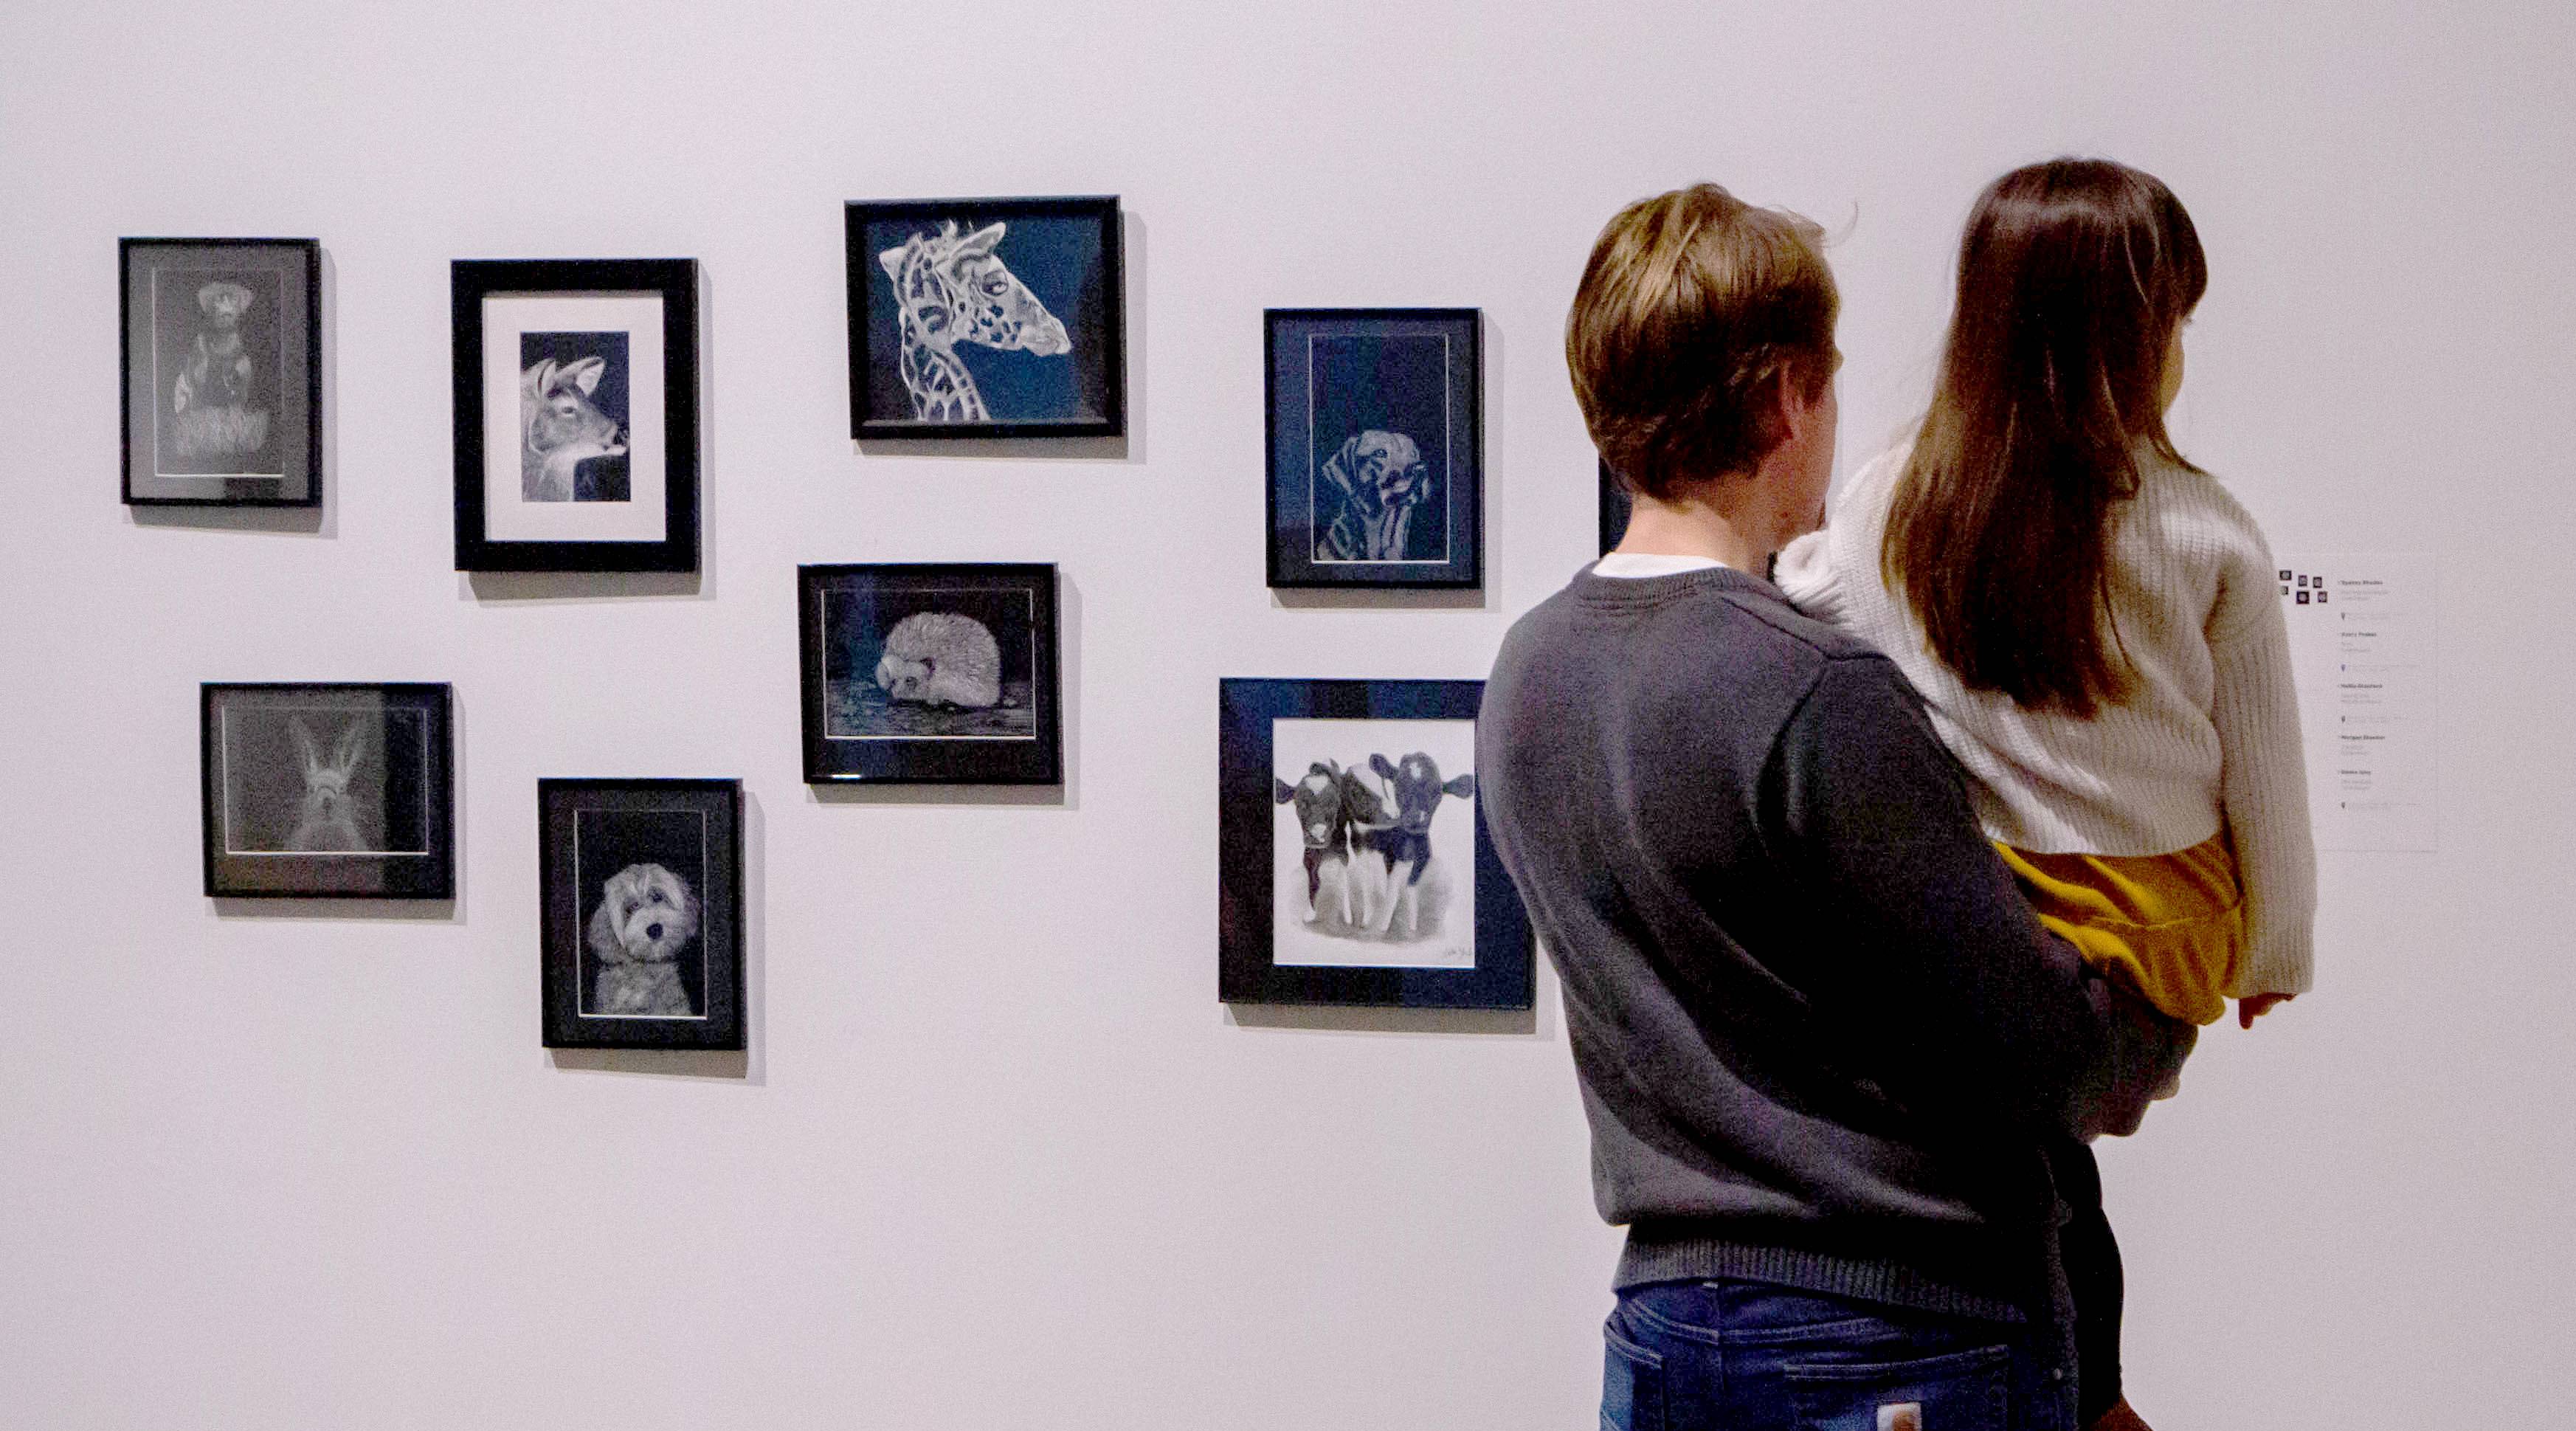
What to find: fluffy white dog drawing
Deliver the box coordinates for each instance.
[586,863,701,1016]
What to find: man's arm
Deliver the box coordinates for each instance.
[1770,652,2192,1140]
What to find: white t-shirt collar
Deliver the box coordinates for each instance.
[1592,553,1731,579]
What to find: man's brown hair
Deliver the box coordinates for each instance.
[1567,184,1838,500]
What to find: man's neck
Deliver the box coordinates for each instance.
[1611,488,1776,572]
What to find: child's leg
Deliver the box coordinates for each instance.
[2010,846,2225,1430]
[2051,1138,2134,1427]
[1995,833,2247,1028]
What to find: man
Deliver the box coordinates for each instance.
[1478,184,2189,1430]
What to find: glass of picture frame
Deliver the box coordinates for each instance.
[843,196,1125,440]
[797,563,1064,785]
[1217,678,1532,1009]
[199,683,455,899]
[451,258,700,573]
[539,779,744,1051]
[1265,308,1483,589]
[121,238,321,507]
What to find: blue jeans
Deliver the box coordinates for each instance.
[1603,1280,2079,1430]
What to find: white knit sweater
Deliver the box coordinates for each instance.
[1775,441,2316,998]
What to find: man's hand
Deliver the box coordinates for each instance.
[2237,992,2295,1030]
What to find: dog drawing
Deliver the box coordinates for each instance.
[520,356,629,503]
[586,863,701,1016]
[285,717,371,852]
[170,280,269,460]
[1317,430,1432,562]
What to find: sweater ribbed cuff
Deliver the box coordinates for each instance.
[1615,1231,2033,1325]
[2232,911,2317,997]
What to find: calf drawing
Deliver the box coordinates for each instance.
[1358,752,1474,937]
[1272,759,1392,927]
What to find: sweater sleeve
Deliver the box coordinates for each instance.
[1774,653,2195,1141]
[2209,593,2318,996]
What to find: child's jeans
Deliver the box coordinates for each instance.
[1602,1277,2082,1430]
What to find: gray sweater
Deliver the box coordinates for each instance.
[1479,565,2191,1320]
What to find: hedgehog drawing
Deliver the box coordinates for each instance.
[874,611,1004,710]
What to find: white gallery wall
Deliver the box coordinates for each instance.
[4,1,2572,1426]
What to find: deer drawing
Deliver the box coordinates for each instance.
[520,356,626,502]
[877,221,1071,424]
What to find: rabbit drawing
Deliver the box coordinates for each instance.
[286,717,371,852]
[520,356,628,502]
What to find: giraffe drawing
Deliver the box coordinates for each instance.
[877,221,1072,423]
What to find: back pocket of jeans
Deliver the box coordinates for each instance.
[1782,1342,2009,1430]
[1600,1325,1665,1431]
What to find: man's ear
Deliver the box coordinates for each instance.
[1767,364,1812,449]
[1757,362,1833,473]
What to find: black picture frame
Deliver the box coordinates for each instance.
[1265,308,1483,589]
[1217,678,1533,1009]
[199,683,454,900]
[1599,457,1633,555]
[798,563,1063,785]
[844,196,1125,441]
[539,779,744,1051]
[122,238,321,507]
[452,258,700,573]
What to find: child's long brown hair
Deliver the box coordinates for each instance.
[1882,159,2207,717]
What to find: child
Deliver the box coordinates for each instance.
[1777,157,2316,1430]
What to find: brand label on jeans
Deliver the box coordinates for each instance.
[1877,1404,1923,1431]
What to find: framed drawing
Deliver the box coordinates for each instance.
[452,258,699,572]
[798,563,1063,785]
[844,196,1125,440]
[121,238,320,506]
[1265,308,1482,589]
[199,683,454,899]
[1599,458,1632,555]
[1217,678,1532,1009]
[540,779,744,1051]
